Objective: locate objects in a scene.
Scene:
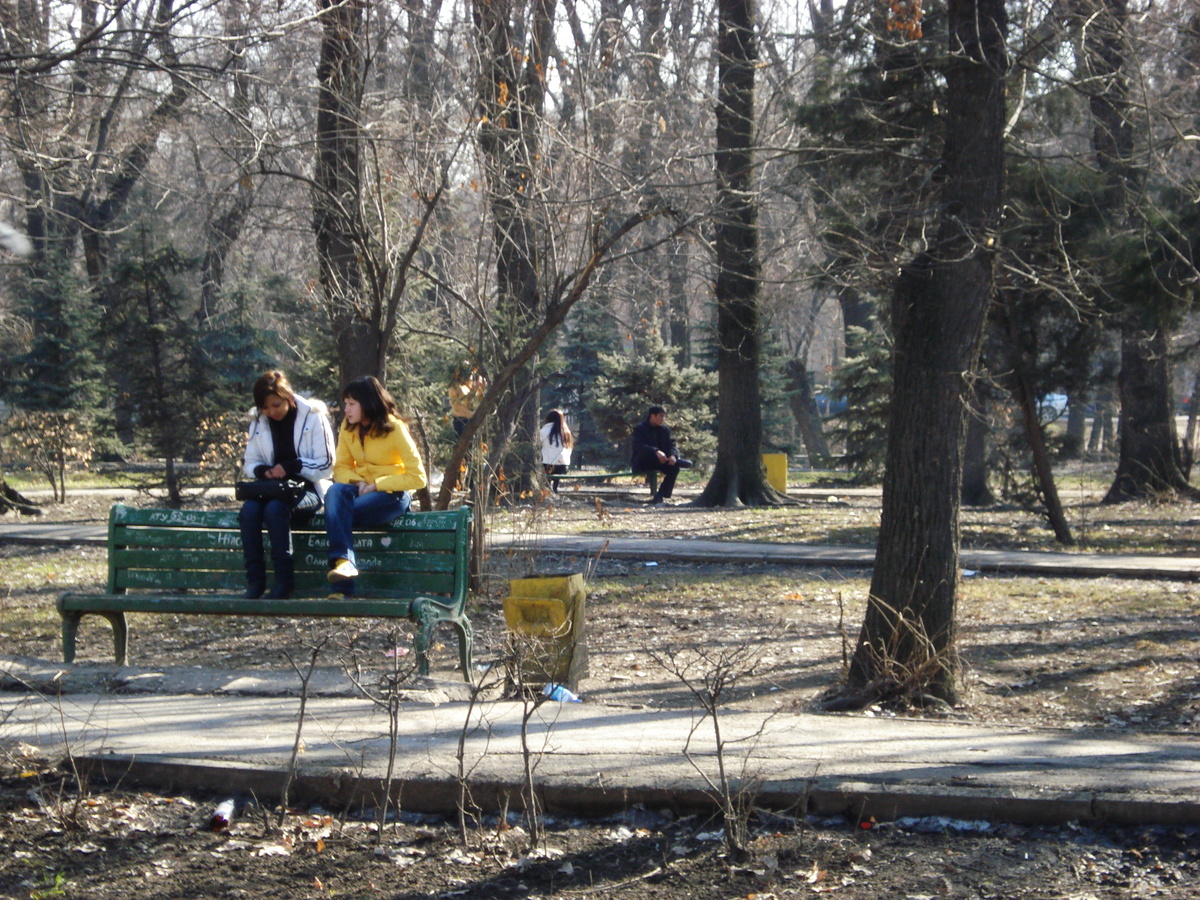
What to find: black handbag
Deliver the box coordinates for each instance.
[235,478,309,506]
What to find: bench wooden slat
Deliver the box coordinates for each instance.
[111,527,244,552]
[113,548,251,571]
[287,573,453,597]
[292,531,458,553]
[554,470,637,482]
[59,592,420,618]
[554,470,658,490]
[111,506,468,531]
[60,503,474,679]
[111,526,460,554]
[291,552,459,576]
[113,564,458,595]
[112,547,460,576]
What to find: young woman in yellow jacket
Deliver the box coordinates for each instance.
[325,376,426,595]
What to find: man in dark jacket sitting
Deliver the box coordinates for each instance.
[630,406,692,505]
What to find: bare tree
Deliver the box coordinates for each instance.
[1,0,192,275]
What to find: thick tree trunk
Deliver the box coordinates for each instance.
[667,239,692,365]
[786,361,832,467]
[845,0,1007,707]
[961,402,995,506]
[313,0,380,384]
[1064,399,1088,459]
[1104,326,1194,500]
[1077,0,1193,501]
[1088,389,1116,453]
[696,0,785,508]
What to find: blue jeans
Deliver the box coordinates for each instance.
[324,483,410,594]
[239,498,293,595]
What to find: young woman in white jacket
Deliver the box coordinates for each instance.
[239,371,336,598]
[539,409,573,493]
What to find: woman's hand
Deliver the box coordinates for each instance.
[356,481,377,496]
[265,464,287,480]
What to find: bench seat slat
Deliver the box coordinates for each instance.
[59,592,420,618]
[113,568,458,595]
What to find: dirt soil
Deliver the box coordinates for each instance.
[0,487,1198,899]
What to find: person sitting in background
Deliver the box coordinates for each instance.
[325,376,427,597]
[630,405,692,505]
[539,409,573,493]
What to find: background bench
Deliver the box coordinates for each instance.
[57,504,473,680]
[553,470,658,492]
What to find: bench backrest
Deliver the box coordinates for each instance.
[106,504,472,609]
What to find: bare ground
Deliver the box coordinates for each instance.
[0,483,1197,899]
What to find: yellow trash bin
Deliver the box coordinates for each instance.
[503,572,588,689]
[763,453,787,493]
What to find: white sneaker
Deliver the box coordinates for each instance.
[327,558,359,582]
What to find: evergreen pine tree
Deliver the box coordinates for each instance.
[589,328,717,466]
[3,250,102,412]
[544,297,625,468]
[103,240,243,506]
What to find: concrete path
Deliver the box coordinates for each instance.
[490,533,1200,580]
[5,521,1198,580]
[1,657,1198,827]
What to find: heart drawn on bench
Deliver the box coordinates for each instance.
[380,537,392,547]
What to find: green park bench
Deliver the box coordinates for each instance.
[553,470,658,492]
[56,503,474,680]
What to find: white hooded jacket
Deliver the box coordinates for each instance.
[241,394,336,499]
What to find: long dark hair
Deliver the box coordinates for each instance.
[343,376,398,442]
[544,409,573,448]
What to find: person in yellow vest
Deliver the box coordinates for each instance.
[325,376,426,597]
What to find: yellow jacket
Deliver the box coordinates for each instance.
[448,377,485,418]
[334,415,427,494]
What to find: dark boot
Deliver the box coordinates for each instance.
[240,501,267,598]
[268,553,294,599]
[244,550,267,598]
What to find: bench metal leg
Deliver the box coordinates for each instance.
[412,601,437,678]
[453,615,474,683]
[61,612,81,664]
[61,611,129,665]
[105,613,129,666]
[411,602,474,682]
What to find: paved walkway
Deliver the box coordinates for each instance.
[1,657,1198,827]
[4,521,1198,580]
